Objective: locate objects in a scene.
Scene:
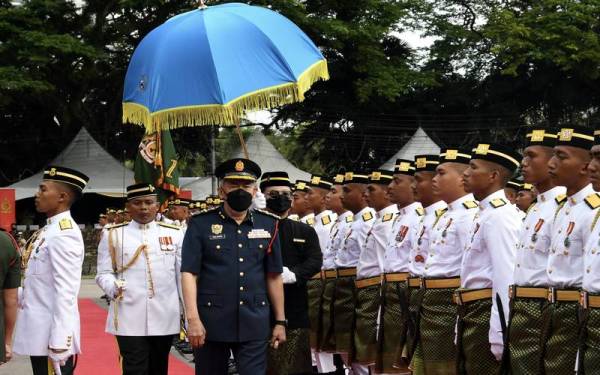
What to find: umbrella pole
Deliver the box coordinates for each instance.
[211,125,217,195]
[235,123,249,159]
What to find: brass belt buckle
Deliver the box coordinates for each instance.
[453,290,462,305]
[581,291,588,309]
[420,277,425,289]
[548,287,556,303]
[509,285,515,300]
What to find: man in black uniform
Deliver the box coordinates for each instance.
[261,172,323,375]
[181,158,286,375]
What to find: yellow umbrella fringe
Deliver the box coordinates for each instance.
[122,59,329,131]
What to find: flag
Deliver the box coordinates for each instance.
[134,129,180,206]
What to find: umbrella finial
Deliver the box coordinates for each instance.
[198,0,208,10]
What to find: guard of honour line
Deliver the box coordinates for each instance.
[7,125,600,375]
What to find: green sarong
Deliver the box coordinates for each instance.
[333,275,356,354]
[307,278,323,349]
[353,284,381,365]
[540,301,579,375]
[456,297,500,375]
[375,280,410,373]
[319,278,337,352]
[507,297,547,375]
[420,288,458,375]
[579,307,600,374]
[407,285,425,374]
[268,328,312,375]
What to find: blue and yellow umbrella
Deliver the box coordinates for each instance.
[123,2,329,132]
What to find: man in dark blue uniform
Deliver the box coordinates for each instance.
[181,158,286,375]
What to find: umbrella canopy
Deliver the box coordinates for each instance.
[123,2,329,132]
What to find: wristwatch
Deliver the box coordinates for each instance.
[274,319,288,327]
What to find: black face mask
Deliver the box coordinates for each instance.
[266,195,292,214]
[226,189,253,212]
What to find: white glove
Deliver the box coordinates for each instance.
[490,342,504,361]
[49,349,71,369]
[114,279,127,298]
[281,267,297,284]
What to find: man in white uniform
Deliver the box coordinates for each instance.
[14,166,89,375]
[96,183,184,375]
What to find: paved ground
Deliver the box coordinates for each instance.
[0,278,194,374]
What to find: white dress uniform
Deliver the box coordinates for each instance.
[547,184,597,288]
[513,186,566,286]
[96,220,183,336]
[357,204,398,279]
[14,211,84,356]
[423,194,477,278]
[461,189,521,357]
[300,213,315,226]
[322,211,353,270]
[383,202,423,274]
[313,210,337,255]
[335,207,376,269]
[584,197,600,293]
[408,200,447,277]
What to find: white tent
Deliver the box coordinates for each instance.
[380,127,440,170]
[9,127,135,200]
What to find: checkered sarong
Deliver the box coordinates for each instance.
[267,328,312,375]
[353,283,381,365]
[307,278,323,349]
[507,297,547,375]
[420,288,458,374]
[375,280,410,373]
[540,301,579,374]
[333,275,356,354]
[319,278,337,352]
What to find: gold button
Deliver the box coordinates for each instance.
[207,302,212,307]
[237,230,242,234]
[240,272,245,277]
[240,286,244,291]
[548,269,553,274]
[238,243,243,248]
[240,301,244,305]
[259,244,263,249]
[239,258,244,262]
[216,245,221,250]
[262,301,266,306]
[564,251,569,255]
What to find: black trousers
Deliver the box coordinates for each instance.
[31,355,75,375]
[194,340,268,375]
[116,335,175,375]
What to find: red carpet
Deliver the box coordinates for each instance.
[77,299,194,374]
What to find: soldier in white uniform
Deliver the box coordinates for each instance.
[320,174,353,355]
[457,143,522,374]
[541,126,597,374]
[578,129,600,373]
[506,128,565,374]
[376,159,422,373]
[305,175,337,373]
[406,154,447,372]
[293,180,315,225]
[335,172,375,374]
[418,149,477,374]
[96,183,184,375]
[14,166,89,375]
[354,169,397,371]
[167,198,191,229]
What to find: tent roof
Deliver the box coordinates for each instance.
[380,127,440,170]
[9,127,135,200]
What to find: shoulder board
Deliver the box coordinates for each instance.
[382,213,394,222]
[59,218,73,231]
[585,193,600,209]
[157,222,181,230]
[256,209,281,220]
[555,194,567,204]
[346,215,354,223]
[321,214,331,225]
[306,217,315,225]
[362,211,374,222]
[107,222,127,230]
[489,198,507,209]
[415,207,425,216]
[462,200,478,209]
[435,208,447,217]
[288,215,299,221]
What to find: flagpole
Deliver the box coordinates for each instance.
[211,125,217,195]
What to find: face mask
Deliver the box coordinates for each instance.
[266,195,292,214]
[226,189,253,212]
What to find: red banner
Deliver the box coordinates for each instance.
[179,190,192,199]
[0,189,16,232]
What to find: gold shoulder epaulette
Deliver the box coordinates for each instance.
[158,222,181,230]
[555,194,567,204]
[382,213,394,222]
[346,215,354,223]
[107,222,127,230]
[462,200,478,209]
[489,198,507,208]
[415,207,425,216]
[435,208,447,217]
[585,193,600,209]
[321,214,331,225]
[59,218,73,231]
[306,217,315,225]
[256,209,281,220]
[362,211,374,222]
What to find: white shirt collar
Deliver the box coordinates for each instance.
[47,210,71,225]
[424,200,447,215]
[447,193,475,211]
[478,189,507,211]
[399,201,422,215]
[131,220,157,230]
[568,184,594,206]
[537,186,566,203]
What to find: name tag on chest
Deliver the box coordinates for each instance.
[248,229,271,239]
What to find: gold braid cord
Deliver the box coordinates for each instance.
[20,230,42,272]
[108,228,155,331]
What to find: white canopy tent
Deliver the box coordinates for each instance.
[380,127,440,170]
[9,127,135,200]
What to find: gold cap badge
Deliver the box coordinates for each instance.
[235,160,244,172]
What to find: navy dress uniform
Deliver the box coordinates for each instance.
[14,166,89,375]
[181,159,284,375]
